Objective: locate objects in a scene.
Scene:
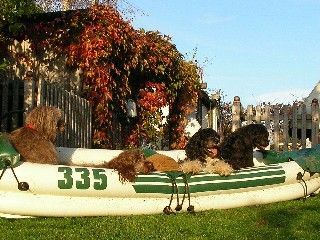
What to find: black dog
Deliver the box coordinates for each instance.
[220,124,269,170]
[185,128,221,163]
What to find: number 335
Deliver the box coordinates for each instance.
[58,167,107,190]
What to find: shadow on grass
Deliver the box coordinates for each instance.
[257,197,320,239]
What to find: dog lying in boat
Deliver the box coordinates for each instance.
[105,149,155,182]
[180,128,234,176]
[9,106,64,165]
[105,149,180,182]
[220,123,269,170]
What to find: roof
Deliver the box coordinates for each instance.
[303,81,320,113]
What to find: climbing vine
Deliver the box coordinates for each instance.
[15,4,201,149]
[126,81,168,148]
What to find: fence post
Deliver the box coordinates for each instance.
[292,103,298,150]
[264,105,271,132]
[23,71,35,119]
[232,96,241,132]
[282,105,289,151]
[246,105,253,124]
[301,103,307,149]
[273,105,280,151]
[11,80,20,129]
[255,105,262,123]
[37,79,44,106]
[311,99,319,147]
[1,79,9,131]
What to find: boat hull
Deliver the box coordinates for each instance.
[0,148,319,218]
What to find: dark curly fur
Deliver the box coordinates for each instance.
[185,128,220,163]
[220,124,269,170]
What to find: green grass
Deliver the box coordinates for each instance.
[1,195,319,240]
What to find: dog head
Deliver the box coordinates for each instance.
[244,124,269,150]
[185,128,221,161]
[25,106,64,142]
[198,128,220,158]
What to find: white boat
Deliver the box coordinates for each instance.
[0,146,320,218]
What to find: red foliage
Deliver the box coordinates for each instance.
[138,82,168,112]
[126,82,168,147]
[23,4,201,149]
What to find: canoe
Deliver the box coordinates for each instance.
[0,147,320,218]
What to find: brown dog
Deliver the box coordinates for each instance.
[105,150,181,182]
[146,153,180,172]
[9,106,64,165]
[105,149,155,182]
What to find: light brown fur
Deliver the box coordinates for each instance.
[179,160,203,175]
[9,106,63,165]
[203,157,234,176]
[147,154,180,172]
[105,150,181,182]
[179,157,234,176]
[105,149,155,182]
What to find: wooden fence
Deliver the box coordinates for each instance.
[231,96,320,151]
[0,78,24,132]
[39,81,92,148]
[1,77,92,148]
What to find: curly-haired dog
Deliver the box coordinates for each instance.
[146,154,180,172]
[9,106,64,165]
[185,128,221,163]
[105,149,155,182]
[105,149,180,182]
[220,124,269,170]
[181,128,233,176]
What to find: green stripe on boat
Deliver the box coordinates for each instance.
[133,175,286,194]
[135,169,285,184]
[133,165,286,194]
[138,164,282,177]
[135,166,284,183]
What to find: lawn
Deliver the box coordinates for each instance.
[0,195,319,240]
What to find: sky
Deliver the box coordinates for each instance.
[127,0,320,106]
